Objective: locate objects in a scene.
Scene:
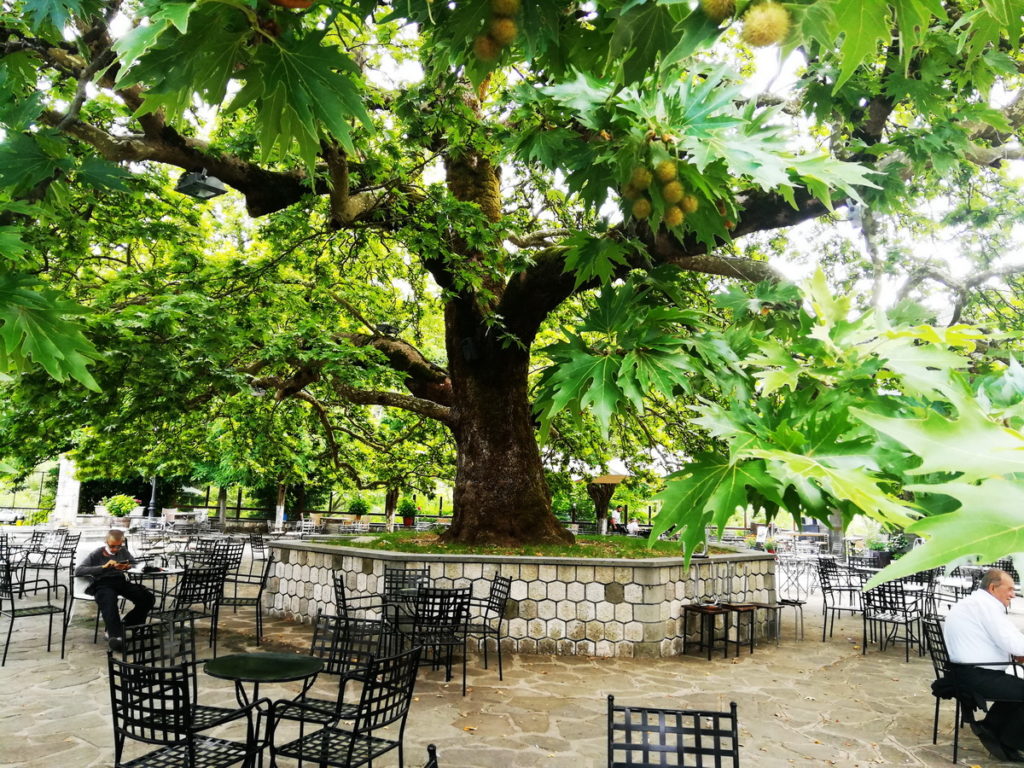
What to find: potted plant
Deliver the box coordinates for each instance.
[763,538,777,554]
[864,535,893,567]
[398,498,417,528]
[348,496,369,520]
[101,494,138,518]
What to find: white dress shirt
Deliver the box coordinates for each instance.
[944,588,1024,666]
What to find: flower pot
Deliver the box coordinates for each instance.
[402,516,414,528]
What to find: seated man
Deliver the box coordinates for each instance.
[944,567,1024,761]
[74,529,154,651]
[625,518,640,536]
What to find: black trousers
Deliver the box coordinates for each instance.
[952,664,1024,750]
[92,578,155,638]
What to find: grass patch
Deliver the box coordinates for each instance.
[321,531,736,559]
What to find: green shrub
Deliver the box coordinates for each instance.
[102,494,138,517]
[348,497,369,516]
[398,498,417,517]
[24,508,50,526]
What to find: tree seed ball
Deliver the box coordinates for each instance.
[662,180,684,204]
[631,198,652,220]
[654,160,677,182]
[681,194,699,214]
[490,0,521,15]
[629,166,653,189]
[488,17,518,46]
[620,184,641,201]
[700,0,736,22]
[473,34,501,62]
[741,2,791,47]
[663,206,685,228]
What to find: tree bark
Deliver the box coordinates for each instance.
[384,487,399,533]
[217,486,227,528]
[586,482,616,536]
[441,302,572,545]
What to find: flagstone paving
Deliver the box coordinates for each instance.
[1,551,1019,767]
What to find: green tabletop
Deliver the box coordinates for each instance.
[204,652,323,684]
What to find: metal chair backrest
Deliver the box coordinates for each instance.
[351,646,421,733]
[249,533,268,559]
[607,694,740,767]
[922,616,950,679]
[864,579,911,615]
[383,567,430,601]
[412,586,471,632]
[173,564,228,612]
[310,611,399,678]
[107,655,194,745]
[122,616,199,698]
[485,575,512,617]
[190,539,244,572]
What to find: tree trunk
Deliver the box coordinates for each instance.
[384,487,398,533]
[442,313,572,545]
[217,486,227,528]
[275,482,286,529]
[586,482,616,535]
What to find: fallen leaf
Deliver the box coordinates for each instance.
[463,726,477,732]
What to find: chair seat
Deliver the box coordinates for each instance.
[118,735,249,768]
[3,603,64,618]
[274,697,361,724]
[275,726,399,767]
[219,596,258,608]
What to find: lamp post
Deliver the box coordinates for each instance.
[147,476,158,518]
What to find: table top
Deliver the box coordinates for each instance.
[127,566,184,579]
[204,652,324,684]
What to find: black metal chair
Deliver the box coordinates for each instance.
[383,567,430,603]
[271,612,400,731]
[24,530,80,588]
[107,653,266,768]
[269,646,421,768]
[402,586,471,695]
[334,571,388,621]
[152,563,228,655]
[220,555,274,645]
[0,555,68,666]
[862,579,924,661]
[607,694,740,767]
[817,557,862,640]
[121,616,258,733]
[464,575,511,680]
[248,533,268,575]
[423,743,439,768]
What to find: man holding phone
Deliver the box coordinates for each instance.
[74,529,154,651]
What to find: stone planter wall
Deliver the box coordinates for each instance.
[267,541,777,658]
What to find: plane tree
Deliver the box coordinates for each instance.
[0,0,1021,544]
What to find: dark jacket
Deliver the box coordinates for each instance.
[74,545,138,595]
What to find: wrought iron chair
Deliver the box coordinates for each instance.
[121,616,259,732]
[333,571,387,622]
[423,743,439,768]
[861,579,924,661]
[269,646,421,768]
[152,564,228,655]
[247,533,268,575]
[271,613,400,733]
[606,694,740,767]
[220,555,274,645]
[107,653,266,768]
[0,555,68,666]
[817,557,862,640]
[24,530,80,588]
[402,586,471,695]
[464,575,511,679]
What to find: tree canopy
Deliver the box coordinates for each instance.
[1,0,1024,552]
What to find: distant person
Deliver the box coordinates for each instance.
[625,518,640,536]
[944,568,1024,761]
[610,505,627,534]
[75,529,154,651]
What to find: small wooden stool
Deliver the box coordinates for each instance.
[720,602,757,654]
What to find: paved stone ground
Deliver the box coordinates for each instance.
[0,545,1019,767]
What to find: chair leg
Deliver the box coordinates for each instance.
[496,630,503,681]
[1,615,12,666]
[932,696,940,745]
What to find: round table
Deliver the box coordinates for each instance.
[204,652,324,706]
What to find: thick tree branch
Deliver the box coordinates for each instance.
[346,333,452,405]
[329,381,453,424]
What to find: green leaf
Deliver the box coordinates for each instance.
[653,456,780,564]
[22,0,86,33]
[0,226,30,264]
[660,8,723,71]
[852,403,1024,481]
[865,478,1024,589]
[561,233,630,289]
[76,157,132,191]
[229,32,372,171]
[833,0,891,91]
[607,3,678,84]
[0,133,68,194]
[0,271,101,390]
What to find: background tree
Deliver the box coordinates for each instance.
[0,0,1021,545]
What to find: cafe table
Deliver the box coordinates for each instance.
[204,651,324,708]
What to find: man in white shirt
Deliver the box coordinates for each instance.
[944,568,1024,761]
[625,518,640,536]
